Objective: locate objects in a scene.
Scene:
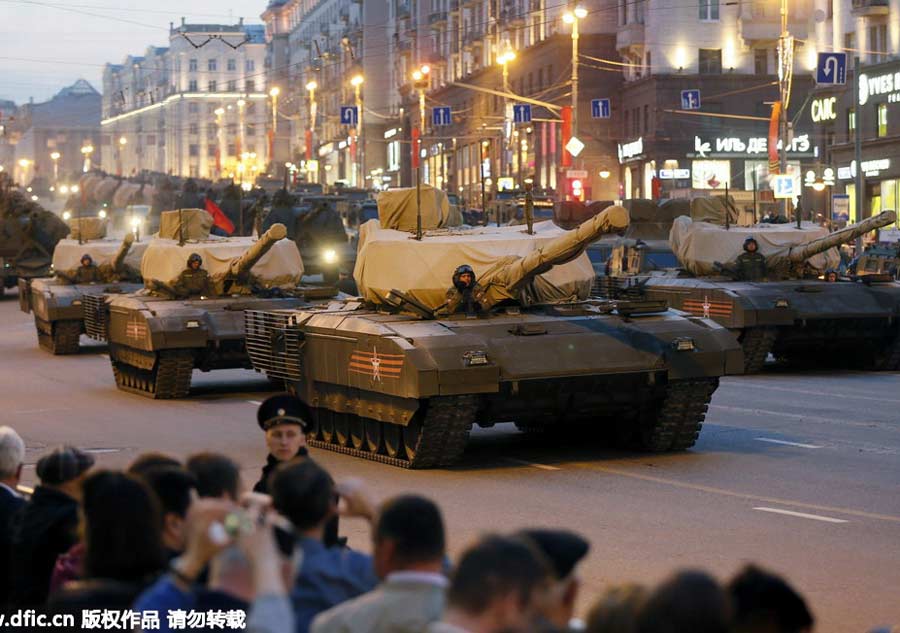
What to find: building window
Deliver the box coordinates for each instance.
[643,105,649,134]
[188,102,199,114]
[699,0,719,20]
[227,58,237,71]
[208,59,217,72]
[188,79,198,91]
[634,108,640,136]
[538,68,544,89]
[189,123,198,135]
[645,51,651,75]
[189,58,198,72]
[208,145,217,157]
[625,109,630,135]
[634,0,644,24]
[207,103,218,114]
[878,103,888,137]
[246,60,255,72]
[189,144,199,157]
[207,126,216,139]
[227,80,237,91]
[228,123,238,135]
[208,80,217,92]
[699,48,722,74]
[844,32,855,51]
[227,144,236,155]
[751,0,767,17]
[246,102,256,114]
[246,124,256,136]
[848,107,856,142]
[245,79,255,92]
[619,0,626,25]
[754,49,768,75]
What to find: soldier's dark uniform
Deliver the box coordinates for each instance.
[441,264,485,315]
[173,253,215,298]
[733,237,766,281]
[69,255,115,284]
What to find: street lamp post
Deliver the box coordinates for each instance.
[269,87,280,173]
[237,99,246,157]
[50,152,60,183]
[351,74,364,188]
[214,107,226,178]
[306,80,317,179]
[411,64,431,239]
[497,48,516,180]
[117,136,127,177]
[80,144,94,173]
[563,6,587,165]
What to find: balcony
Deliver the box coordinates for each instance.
[463,31,484,51]
[852,0,889,16]
[616,22,645,52]
[449,0,460,12]
[429,11,448,28]
[500,9,525,26]
[738,14,808,41]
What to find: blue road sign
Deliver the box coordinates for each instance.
[432,106,452,126]
[591,98,611,119]
[816,52,847,85]
[512,104,532,124]
[681,89,701,110]
[339,105,358,125]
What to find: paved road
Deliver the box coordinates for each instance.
[1,294,897,631]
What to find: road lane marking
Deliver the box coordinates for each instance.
[573,464,900,524]
[504,458,560,471]
[755,437,823,449]
[722,382,900,404]
[246,400,263,406]
[710,404,895,431]
[11,408,66,415]
[753,507,848,524]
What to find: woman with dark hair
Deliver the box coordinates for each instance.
[48,470,167,614]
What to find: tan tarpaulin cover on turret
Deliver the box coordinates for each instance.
[158,209,214,240]
[52,237,148,276]
[353,220,596,310]
[623,199,677,241]
[140,236,303,290]
[690,196,739,225]
[670,216,839,276]
[376,186,452,231]
[66,217,107,241]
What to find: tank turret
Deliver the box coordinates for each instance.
[228,223,288,278]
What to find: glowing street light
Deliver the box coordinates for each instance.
[269,86,281,134]
[350,74,365,187]
[562,6,587,145]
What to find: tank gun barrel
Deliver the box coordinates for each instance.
[229,223,287,277]
[503,205,630,292]
[111,232,135,272]
[786,211,896,263]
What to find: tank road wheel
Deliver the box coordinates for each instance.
[364,420,383,453]
[111,349,193,399]
[402,419,425,462]
[333,413,351,447]
[636,378,719,452]
[382,423,402,458]
[318,410,336,444]
[348,417,366,450]
[738,327,777,374]
[37,318,81,355]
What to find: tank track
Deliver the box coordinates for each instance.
[112,350,194,399]
[36,318,81,355]
[870,330,900,371]
[637,378,719,452]
[739,327,778,373]
[307,395,478,469]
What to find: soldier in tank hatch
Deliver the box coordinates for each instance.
[717,237,767,282]
[73,253,102,283]
[173,253,215,298]
[442,264,484,316]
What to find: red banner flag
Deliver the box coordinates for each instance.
[411,127,420,169]
[561,106,572,168]
[305,129,313,161]
[768,101,782,175]
[205,197,235,235]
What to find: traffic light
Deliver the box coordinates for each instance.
[567,178,585,202]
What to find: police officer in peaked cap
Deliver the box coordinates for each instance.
[252,393,310,494]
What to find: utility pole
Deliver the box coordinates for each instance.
[854,55,864,252]
[777,0,793,222]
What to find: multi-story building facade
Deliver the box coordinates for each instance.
[101,20,269,181]
[613,0,820,203]
[11,80,101,186]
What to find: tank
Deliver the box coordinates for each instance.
[262,190,355,283]
[26,226,146,354]
[244,205,743,469]
[1,179,70,294]
[606,204,900,373]
[104,210,329,399]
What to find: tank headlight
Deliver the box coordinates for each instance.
[31,195,38,201]
[672,337,695,352]
[72,300,82,306]
[62,211,72,220]
[49,186,55,192]
[322,248,338,264]
[71,185,79,193]
[774,299,789,308]
[130,216,141,228]
[98,210,107,219]
[60,185,69,194]
[186,320,201,328]
[463,350,489,366]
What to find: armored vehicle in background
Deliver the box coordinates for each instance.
[24,217,145,354]
[245,204,743,469]
[1,180,70,294]
[105,209,323,399]
[607,205,900,372]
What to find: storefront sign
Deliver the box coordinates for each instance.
[693,134,811,157]
[617,137,644,163]
[879,228,900,243]
[837,159,892,179]
[318,142,334,157]
[658,168,690,179]
[811,97,837,122]
[859,71,900,105]
[832,194,850,222]
[692,160,730,190]
[566,169,588,178]
[383,128,399,139]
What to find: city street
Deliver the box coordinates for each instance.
[1,294,897,632]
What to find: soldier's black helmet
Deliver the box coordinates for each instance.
[257,393,310,431]
[80,254,93,266]
[743,236,759,252]
[187,253,203,267]
[452,264,476,291]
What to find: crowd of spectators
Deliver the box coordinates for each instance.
[0,393,871,633]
